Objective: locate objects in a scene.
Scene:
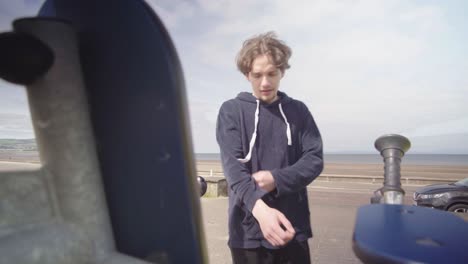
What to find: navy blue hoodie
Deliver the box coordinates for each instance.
[216,91,323,249]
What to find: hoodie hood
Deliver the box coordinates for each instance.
[236,91,293,106]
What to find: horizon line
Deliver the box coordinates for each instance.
[195,152,468,155]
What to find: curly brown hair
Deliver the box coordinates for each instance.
[236,31,292,76]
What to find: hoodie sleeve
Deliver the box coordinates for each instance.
[216,101,268,212]
[271,102,323,197]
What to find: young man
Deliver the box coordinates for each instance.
[216,32,323,263]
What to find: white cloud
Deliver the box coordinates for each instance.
[0,0,467,153]
[321,30,424,65]
[399,5,446,32]
[0,81,30,114]
[402,118,468,138]
[197,0,266,19]
[169,1,467,153]
[188,99,221,152]
[145,0,196,29]
[0,0,45,30]
[0,113,34,139]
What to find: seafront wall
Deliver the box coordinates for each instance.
[2,159,467,198]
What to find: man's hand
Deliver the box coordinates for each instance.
[252,199,295,247]
[252,170,276,192]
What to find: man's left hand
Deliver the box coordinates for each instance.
[252,170,276,192]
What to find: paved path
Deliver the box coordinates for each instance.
[200,181,422,264]
[0,161,40,171]
[2,160,465,263]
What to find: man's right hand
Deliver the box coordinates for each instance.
[252,199,295,247]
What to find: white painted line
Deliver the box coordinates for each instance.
[307,185,372,194]
[0,161,40,165]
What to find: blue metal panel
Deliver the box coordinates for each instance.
[353,204,468,263]
[38,0,205,263]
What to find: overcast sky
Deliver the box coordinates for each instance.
[1,0,467,154]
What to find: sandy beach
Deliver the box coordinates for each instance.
[0,149,466,181]
[196,159,468,181]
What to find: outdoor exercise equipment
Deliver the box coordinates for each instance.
[0,0,206,263]
[353,134,468,263]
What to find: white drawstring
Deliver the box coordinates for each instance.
[279,103,292,146]
[238,99,260,163]
[238,100,292,163]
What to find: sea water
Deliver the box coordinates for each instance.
[195,153,468,166]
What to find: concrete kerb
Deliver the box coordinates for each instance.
[318,174,459,185]
[201,176,228,197]
[198,170,224,177]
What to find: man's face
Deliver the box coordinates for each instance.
[247,54,283,104]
